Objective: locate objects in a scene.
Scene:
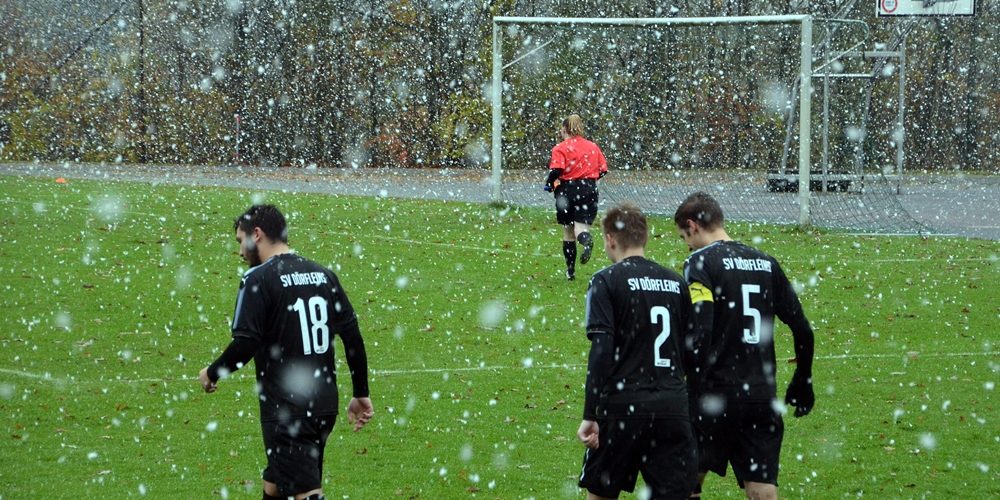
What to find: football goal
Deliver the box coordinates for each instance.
[489,14,927,234]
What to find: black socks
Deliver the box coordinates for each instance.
[563,240,576,279]
[577,231,593,265]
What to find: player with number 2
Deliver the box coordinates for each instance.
[577,203,699,499]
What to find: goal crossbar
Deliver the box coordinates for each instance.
[490,15,815,226]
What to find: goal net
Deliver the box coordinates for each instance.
[489,15,927,235]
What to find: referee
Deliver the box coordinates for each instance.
[199,205,373,500]
[544,114,608,280]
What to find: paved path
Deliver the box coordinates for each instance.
[2,162,997,240]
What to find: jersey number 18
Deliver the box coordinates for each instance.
[292,296,330,355]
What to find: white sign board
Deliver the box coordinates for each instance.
[877,0,976,16]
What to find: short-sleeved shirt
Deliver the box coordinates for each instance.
[682,241,806,402]
[585,256,693,419]
[231,253,357,422]
[549,136,608,181]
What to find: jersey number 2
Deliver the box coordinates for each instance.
[292,296,330,355]
[650,306,671,368]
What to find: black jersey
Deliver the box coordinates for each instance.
[231,253,357,422]
[584,256,693,419]
[683,240,808,401]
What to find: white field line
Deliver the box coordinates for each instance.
[5,198,532,256]
[0,368,62,380]
[2,351,997,385]
[5,197,166,220]
[6,199,996,262]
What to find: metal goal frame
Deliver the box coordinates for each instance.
[490,15,816,226]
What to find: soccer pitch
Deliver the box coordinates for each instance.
[1,175,997,498]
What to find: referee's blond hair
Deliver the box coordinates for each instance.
[563,114,585,137]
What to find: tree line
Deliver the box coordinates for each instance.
[0,0,995,172]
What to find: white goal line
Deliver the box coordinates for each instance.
[2,350,996,385]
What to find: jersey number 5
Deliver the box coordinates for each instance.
[292,296,330,355]
[741,284,762,344]
[650,306,671,368]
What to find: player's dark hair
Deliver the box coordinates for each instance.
[602,202,648,249]
[674,191,725,231]
[563,114,585,137]
[234,204,288,243]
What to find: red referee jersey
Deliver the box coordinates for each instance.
[549,136,608,181]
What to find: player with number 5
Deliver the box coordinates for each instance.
[674,191,815,500]
[199,204,373,500]
[577,203,699,499]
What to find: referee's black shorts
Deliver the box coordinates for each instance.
[261,415,336,495]
[555,179,598,225]
[578,417,697,499]
[694,399,784,487]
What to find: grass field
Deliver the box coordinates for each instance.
[1,174,997,498]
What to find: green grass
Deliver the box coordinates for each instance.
[0,175,997,498]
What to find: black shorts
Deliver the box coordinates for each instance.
[555,179,598,225]
[578,417,697,499]
[694,399,784,486]
[260,415,336,495]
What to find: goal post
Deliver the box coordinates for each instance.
[490,14,816,226]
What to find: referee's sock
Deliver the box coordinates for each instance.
[563,241,576,279]
[577,231,593,265]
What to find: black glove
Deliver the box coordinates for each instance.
[784,371,814,417]
[543,184,553,192]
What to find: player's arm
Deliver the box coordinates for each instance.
[201,276,265,392]
[329,279,373,431]
[579,276,614,449]
[544,167,563,190]
[206,335,259,383]
[774,263,815,417]
[545,146,566,190]
[582,275,615,420]
[328,279,370,398]
[578,330,612,450]
[678,285,701,386]
[337,316,370,399]
[583,330,614,421]
[597,148,608,178]
[686,279,715,383]
[339,317,374,431]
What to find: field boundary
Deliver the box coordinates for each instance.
[2,162,999,240]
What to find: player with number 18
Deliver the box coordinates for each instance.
[199,204,373,500]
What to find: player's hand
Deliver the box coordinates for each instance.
[348,397,374,432]
[198,367,217,393]
[543,184,553,192]
[577,420,600,449]
[784,371,814,417]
